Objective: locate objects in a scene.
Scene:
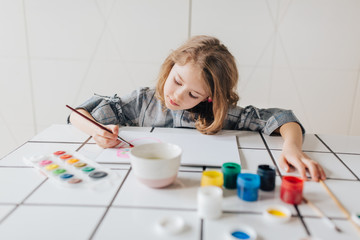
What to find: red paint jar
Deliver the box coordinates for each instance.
[280,176,304,204]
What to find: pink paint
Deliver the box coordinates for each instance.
[116,148,131,158]
[39,160,52,166]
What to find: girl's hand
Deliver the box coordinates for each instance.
[277,142,326,182]
[92,124,121,148]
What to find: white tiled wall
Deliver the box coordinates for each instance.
[1,0,360,158]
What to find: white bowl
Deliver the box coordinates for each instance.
[129,143,182,188]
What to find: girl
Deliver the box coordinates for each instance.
[69,35,326,182]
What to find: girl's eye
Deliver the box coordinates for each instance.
[189,92,198,99]
[174,79,181,85]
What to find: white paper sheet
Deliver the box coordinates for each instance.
[95,130,240,167]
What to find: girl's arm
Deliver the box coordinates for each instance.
[277,122,326,181]
[69,109,120,148]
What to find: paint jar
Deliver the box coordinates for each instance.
[222,162,241,189]
[197,186,223,219]
[257,164,276,191]
[280,176,304,204]
[201,170,224,188]
[237,173,261,202]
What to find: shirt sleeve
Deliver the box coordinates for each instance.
[70,87,151,126]
[226,105,305,135]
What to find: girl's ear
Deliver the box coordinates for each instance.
[201,97,211,102]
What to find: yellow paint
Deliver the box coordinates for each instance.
[267,209,287,217]
[45,164,59,170]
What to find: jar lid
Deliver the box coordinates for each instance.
[222,162,241,174]
[201,170,224,187]
[237,173,260,188]
[281,176,304,189]
[257,165,276,176]
[155,215,185,235]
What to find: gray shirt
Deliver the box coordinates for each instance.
[75,87,304,135]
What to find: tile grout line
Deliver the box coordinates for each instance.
[22,203,108,208]
[94,0,135,85]
[0,178,48,225]
[0,205,19,225]
[260,132,312,237]
[0,142,28,161]
[294,205,311,236]
[266,0,279,107]
[75,136,93,152]
[20,178,49,205]
[27,140,92,144]
[200,218,203,240]
[258,132,282,177]
[72,0,115,106]
[0,113,18,148]
[277,33,313,132]
[88,167,132,240]
[235,135,244,167]
[112,205,196,212]
[347,60,360,134]
[315,134,360,181]
[21,0,37,134]
[188,0,192,38]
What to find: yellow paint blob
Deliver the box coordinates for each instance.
[45,164,59,170]
[267,209,287,218]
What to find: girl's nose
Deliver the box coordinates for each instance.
[174,88,186,101]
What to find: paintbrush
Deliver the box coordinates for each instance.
[66,105,134,147]
[302,197,342,232]
[319,180,360,235]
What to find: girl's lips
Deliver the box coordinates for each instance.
[169,98,179,106]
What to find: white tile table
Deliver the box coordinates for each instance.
[0,124,359,240]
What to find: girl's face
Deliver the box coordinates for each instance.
[164,62,209,110]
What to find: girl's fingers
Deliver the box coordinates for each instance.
[291,160,307,180]
[278,155,290,172]
[303,159,319,182]
[93,134,120,148]
[108,125,119,135]
[279,152,307,180]
[278,151,327,182]
[94,125,119,141]
[318,164,327,180]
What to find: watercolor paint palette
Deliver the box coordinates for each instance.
[24,150,118,190]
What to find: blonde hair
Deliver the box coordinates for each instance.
[156,35,239,134]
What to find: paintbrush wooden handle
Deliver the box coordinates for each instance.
[319,180,350,218]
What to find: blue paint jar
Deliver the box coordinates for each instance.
[237,173,261,202]
[257,164,276,191]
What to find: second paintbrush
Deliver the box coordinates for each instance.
[302,197,342,232]
[66,105,134,148]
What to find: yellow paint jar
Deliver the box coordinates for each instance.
[201,170,224,188]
